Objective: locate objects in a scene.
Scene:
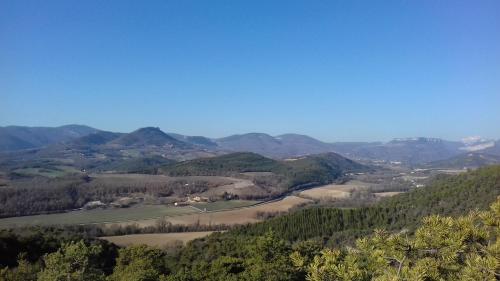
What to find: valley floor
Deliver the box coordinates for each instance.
[121,195,312,228]
[0,178,406,229]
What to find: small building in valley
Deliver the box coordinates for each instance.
[83,200,106,210]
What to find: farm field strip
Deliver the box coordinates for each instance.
[0,205,198,228]
[299,181,371,200]
[0,199,262,228]
[126,195,313,227]
[373,191,404,197]
[192,200,261,212]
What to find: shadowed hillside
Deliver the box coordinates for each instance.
[0,125,98,152]
[110,127,191,148]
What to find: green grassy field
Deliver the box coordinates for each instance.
[192,200,260,212]
[0,205,197,227]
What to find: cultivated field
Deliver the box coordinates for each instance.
[373,191,404,197]
[127,195,312,227]
[299,180,371,200]
[101,231,215,247]
[198,176,269,199]
[192,200,260,211]
[0,205,197,227]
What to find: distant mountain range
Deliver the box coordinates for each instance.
[0,125,98,151]
[424,152,500,169]
[213,134,500,165]
[167,133,218,149]
[342,137,463,164]
[216,133,334,158]
[1,125,499,167]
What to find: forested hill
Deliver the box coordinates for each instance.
[232,165,500,244]
[160,152,281,176]
[159,152,369,189]
[379,164,500,217]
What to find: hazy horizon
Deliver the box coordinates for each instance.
[2,1,499,141]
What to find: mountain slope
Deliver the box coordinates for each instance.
[216,133,284,157]
[337,138,463,164]
[215,133,343,158]
[0,125,98,152]
[0,134,35,152]
[92,155,175,173]
[478,140,500,156]
[160,152,282,176]
[167,133,218,149]
[275,134,334,156]
[110,127,191,148]
[67,131,123,147]
[283,152,370,187]
[424,152,500,169]
[215,134,471,163]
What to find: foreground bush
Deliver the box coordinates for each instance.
[293,198,500,281]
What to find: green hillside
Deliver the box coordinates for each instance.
[160,152,369,189]
[160,152,281,176]
[379,164,500,218]
[92,156,175,173]
[109,127,190,148]
[424,152,500,169]
[283,153,369,187]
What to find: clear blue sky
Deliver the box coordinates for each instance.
[1,0,499,141]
